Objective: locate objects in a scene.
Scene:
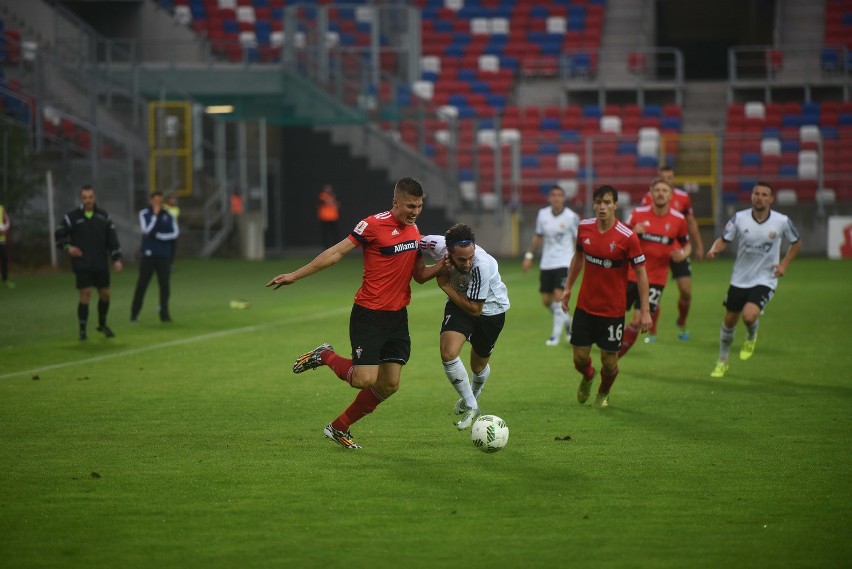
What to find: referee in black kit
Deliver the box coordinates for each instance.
[55,184,124,340]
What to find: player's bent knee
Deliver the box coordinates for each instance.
[573,356,590,371]
[349,370,378,389]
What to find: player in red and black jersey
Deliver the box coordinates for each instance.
[266,177,446,449]
[561,185,652,408]
[619,177,691,358]
[638,166,704,339]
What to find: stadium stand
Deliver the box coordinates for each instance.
[724,101,852,203]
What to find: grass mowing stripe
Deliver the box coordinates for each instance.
[0,275,506,381]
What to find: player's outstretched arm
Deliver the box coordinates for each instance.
[705,237,727,260]
[412,255,448,284]
[522,234,542,272]
[672,241,692,263]
[687,213,705,261]
[562,254,582,312]
[266,238,356,290]
[775,240,801,277]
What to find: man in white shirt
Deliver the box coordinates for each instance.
[522,185,580,346]
[706,182,801,378]
[421,224,510,430]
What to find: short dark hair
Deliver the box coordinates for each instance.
[593,185,618,202]
[549,184,565,195]
[445,223,475,249]
[395,177,423,198]
[80,184,94,192]
[151,191,164,198]
[754,181,774,194]
[650,176,673,190]
[659,165,675,172]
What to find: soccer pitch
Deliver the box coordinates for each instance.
[1,256,850,568]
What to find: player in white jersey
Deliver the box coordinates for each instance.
[421,224,510,430]
[705,182,801,378]
[522,185,581,346]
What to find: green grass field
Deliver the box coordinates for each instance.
[1,256,850,568]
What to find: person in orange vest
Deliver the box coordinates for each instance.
[230,191,244,217]
[317,183,340,249]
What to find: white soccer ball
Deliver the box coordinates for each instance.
[471,415,509,453]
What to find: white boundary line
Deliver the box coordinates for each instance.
[1,286,457,380]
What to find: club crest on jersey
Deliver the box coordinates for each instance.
[769,231,777,239]
[610,242,616,252]
[354,220,368,235]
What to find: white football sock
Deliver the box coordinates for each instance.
[746,319,759,341]
[472,364,491,399]
[443,357,477,409]
[550,301,565,339]
[719,324,735,361]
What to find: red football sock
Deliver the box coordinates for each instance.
[321,350,355,383]
[332,388,385,431]
[677,298,691,327]
[574,360,594,380]
[618,325,639,358]
[599,366,619,395]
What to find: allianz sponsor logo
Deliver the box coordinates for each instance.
[641,233,670,244]
[584,253,613,268]
[393,240,419,253]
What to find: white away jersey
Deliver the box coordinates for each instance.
[534,206,580,270]
[420,235,510,315]
[722,209,800,289]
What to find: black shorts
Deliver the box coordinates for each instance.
[75,269,110,290]
[569,307,624,353]
[539,267,568,293]
[723,285,774,313]
[670,257,691,279]
[441,301,506,358]
[626,281,665,314]
[349,304,411,366]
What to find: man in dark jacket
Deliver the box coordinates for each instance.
[55,184,124,340]
[131,191,179,322]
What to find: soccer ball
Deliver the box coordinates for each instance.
[471,415,509,453]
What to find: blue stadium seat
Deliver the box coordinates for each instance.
[540,117,560,131]
[522,155,541,168]
[539,142,559,155]
[821,126,838,139]
[643,104,662,118]
[781,140,800,153]
[781,115,802,128]
[661,117,681,131]
[582,105,601,118]
[617,141,637,154]
[820,48,839,73]
[741,153,761,166]
[457,68,476,81]
[637,156,658,168]
[802,102,820,115]
[486,94,506,109]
